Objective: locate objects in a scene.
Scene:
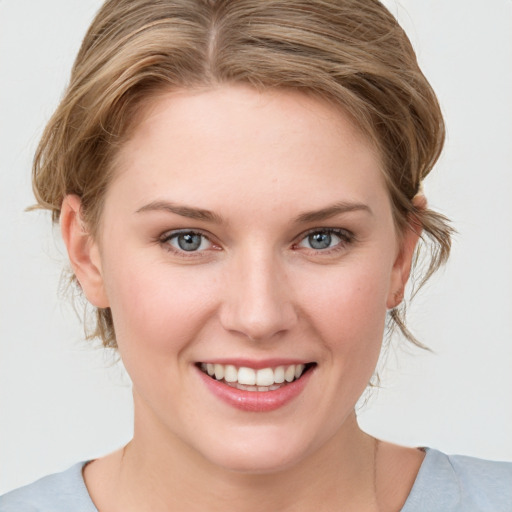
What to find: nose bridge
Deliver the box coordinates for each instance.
[220,244,297,341]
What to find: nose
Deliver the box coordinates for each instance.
[219,247,298,342]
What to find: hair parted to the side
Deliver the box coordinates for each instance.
[33,0,452,349]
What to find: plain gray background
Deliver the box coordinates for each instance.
[1,0,511,494]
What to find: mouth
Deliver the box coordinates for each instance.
[197,362,316,392]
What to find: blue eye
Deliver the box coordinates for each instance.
[166,231,211,252]
[298,229,350,251]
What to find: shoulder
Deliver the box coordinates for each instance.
[446,451,512,507]
[402,448,512,512]
[0,462,97,512]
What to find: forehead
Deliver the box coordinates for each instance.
[109,85,388,218]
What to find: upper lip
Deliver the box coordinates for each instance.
[196,358,315,369]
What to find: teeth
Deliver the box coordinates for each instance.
[294,364,305,379]
[274,366,285,384]
[214,364,224,380]
[200,362,310,388]
[238,367,256,385]
[284,365,295,382]
[256,368,274,386]
[224,364,238,383]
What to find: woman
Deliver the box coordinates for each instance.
[1,0,511,510]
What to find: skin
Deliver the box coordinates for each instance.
[61,85,424,511]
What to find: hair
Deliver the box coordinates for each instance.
[32,0,452,349]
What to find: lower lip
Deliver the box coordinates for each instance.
[197,367,314,412]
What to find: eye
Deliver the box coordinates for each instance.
[163,231,212,252]
[297,229,352,251]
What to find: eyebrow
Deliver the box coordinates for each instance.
[135,200,371,224]
[135,201,224,223]
[294,202,372,223]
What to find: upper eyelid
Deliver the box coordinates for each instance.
[159,229,216,252]
[160,228,212,241]
[157,227,354,248]
[158,230,217,257]
[295,227,354,241]
[301,227,350,234]
[293,228,355,253]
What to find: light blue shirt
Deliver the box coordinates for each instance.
[1,448,511,511]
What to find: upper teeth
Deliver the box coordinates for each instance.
[201,363,306,386]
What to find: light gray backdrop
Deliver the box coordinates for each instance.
[1,0,511,494]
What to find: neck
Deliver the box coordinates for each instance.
[110,408,380,512]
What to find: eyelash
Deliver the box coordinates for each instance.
[293,228,355,255]
[159,229,216,258]
[158,227,355,257]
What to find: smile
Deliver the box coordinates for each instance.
[198,362,315,392]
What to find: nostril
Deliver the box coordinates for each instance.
[219,303,298,342]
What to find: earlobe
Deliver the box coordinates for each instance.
[60,195,109,308]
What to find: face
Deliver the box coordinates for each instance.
[67,85,417,473]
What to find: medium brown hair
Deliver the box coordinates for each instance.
[33,0,452,348]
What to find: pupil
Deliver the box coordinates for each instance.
[178,233,201,251]
[309,232,331,250]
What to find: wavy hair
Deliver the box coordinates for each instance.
[32,0,452,348]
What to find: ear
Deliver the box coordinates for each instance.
[60,195,109,308]
[386,196,425,309]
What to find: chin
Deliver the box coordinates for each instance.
[195,427,317,475]
[211,449,304,475]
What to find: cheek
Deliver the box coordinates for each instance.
[298,258,392,356]
[103,257,224,414]
[103,254,220,356]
